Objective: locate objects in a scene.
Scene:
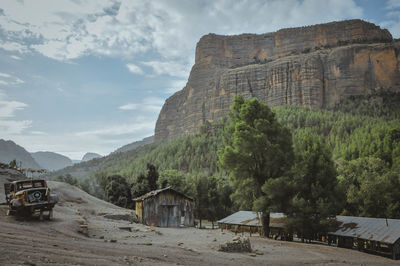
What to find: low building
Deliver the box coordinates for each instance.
[328,216,400,260]
[217,211,290,239]
[134,187,194,227]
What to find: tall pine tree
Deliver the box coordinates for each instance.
[218,95,293,236]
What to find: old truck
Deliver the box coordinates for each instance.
[4,179,58,220]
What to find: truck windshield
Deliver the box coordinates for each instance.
[16,181,45,191]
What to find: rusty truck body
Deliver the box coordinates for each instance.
[4,179,58,220]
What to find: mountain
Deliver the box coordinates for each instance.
[82,152,102,162]
[0,139,41,169]
[112,136,154,154]
[46,92,400,184]
[31,151,73,171]
[155,19,400,142]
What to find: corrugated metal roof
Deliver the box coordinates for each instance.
[133,186,193,201]
[217,211,285,227]
[330,216,400,244]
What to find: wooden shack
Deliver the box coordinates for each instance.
[328,216,400,260]
[134,187,194,227]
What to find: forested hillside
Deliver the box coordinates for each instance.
[55,92,400,221]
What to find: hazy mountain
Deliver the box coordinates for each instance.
[113,136,154,154]
[0,139,41,169]
[31,151,73,171]
[82,152,102,162]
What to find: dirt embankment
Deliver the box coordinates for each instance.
[0,181,399,265]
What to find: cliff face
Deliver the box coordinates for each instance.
[155,20,400,141]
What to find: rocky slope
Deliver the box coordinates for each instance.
[155,19,400,141]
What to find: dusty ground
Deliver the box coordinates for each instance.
[1,181,399,266]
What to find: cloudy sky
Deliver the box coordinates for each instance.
[0,0,399,160]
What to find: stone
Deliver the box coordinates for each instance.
[218,237,252,253]
[155,19,400,142]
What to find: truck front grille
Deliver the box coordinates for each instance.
[27,189,47,203]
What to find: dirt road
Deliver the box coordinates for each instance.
[0,181,399,265]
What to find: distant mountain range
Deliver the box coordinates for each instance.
[31,151,73,171]
[0,136,153,173]
[0,139,41,169]
[82,152,102,162]
[46,136,155,179]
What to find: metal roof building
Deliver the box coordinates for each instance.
[217,211,285,227]
[329,216,400,259]
[217,211,289,239]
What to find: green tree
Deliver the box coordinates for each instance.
[194,174,209,228]
[218,95,293,236]
[207,176,220,229]
[131,173,150,199]
[104,175,132,208]
[131,163,160,199]
[285,134,341,242]
[158,169,187,192]
[146,163,159,191]
[338,157,400,218]
[9,159,17,169]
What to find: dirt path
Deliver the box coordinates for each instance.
[0,181,399,265]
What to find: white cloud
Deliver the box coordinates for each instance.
[0,0,363,63]
[142,60,190,78]
[0,90,31,137]
[0,73,11,78]
[119,97,165,112]
[0,90,28,117]
[126,63,144,75]
[0,72,24,86]
[0,42,30,53]
[380,0,400,38]
[119,103,138,110]
[166,79,187,94]
[29,131,47,135]
[75,121,154,137]
[10,55,22,60]
[0,119,32,135]
[387,0,400,9]
[0,100,27,117]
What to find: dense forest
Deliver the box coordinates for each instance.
[55,91,400,235]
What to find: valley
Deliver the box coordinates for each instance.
[0,181,396,266]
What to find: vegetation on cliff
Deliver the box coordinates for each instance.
[56,92,400,228]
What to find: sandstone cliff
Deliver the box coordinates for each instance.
[155,20,400,141]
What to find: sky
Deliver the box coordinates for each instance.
[0,0,399,160]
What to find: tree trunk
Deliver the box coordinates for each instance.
[262,212,270,237]
[199,218,202,229]
[212,221,214,229]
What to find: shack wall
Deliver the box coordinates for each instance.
[135,201,143,223]
[141,191,194,227]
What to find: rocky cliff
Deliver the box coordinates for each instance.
[155,20,400,141]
